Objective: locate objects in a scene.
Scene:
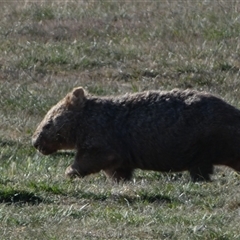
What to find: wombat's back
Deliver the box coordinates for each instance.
[111,89,240,173]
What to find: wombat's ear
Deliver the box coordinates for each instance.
[72,87,85,99]
[66,87,86,109]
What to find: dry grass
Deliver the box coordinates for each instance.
[0,1,240,239]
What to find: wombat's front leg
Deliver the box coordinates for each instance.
[65,164,82,178]
[189,164,213,182]
[104,168,133,182]
[65,150,120,179]
[65,158,102,178]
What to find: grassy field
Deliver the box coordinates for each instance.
[0,1,240,239]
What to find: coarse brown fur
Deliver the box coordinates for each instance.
[32,87,240,182]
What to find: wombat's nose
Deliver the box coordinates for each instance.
[33,142,39,149]
[32,138,39,149]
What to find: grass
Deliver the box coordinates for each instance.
[0,1,240,239]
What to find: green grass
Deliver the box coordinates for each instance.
[1,1,240,239]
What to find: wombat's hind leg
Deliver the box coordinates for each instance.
[225,160,240,172]
[189,164,213,182]
[104,168,133,182]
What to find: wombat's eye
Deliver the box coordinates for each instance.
[44,122,52,130]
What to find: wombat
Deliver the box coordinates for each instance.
[32,87,240,182]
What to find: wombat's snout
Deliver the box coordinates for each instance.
[32,136,40,149]
[32,131,44,150]
[32,132,58,155]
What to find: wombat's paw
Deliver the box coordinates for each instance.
[65,165,80,178]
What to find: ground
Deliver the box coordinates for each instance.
[0,1,240,239]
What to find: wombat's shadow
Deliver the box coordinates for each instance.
[0,189,44,205]
[0,176,180,205]
[0,189,177,205]
[111,193,175,204]
[75,190,178,205]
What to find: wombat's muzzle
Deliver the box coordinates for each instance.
[32,138,40,149]
[32,134,54,155]
[32,136,43,152]
[32,134,57,155]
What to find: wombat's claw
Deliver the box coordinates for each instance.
[65,166,79,178]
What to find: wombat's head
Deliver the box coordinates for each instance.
[32,87,86,155]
